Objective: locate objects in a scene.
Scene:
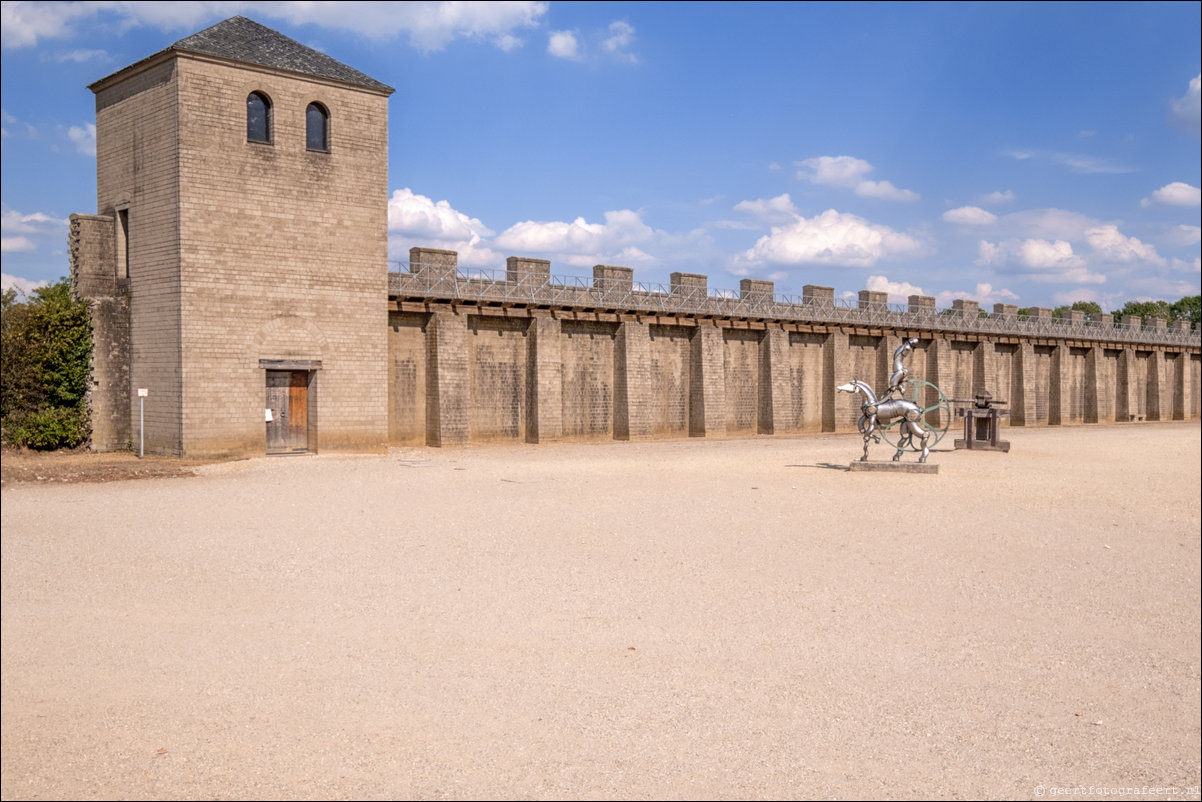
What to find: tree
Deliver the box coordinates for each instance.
[1052,300,1103,320]
[0,280,92,449]
[1111,299,1173,325]
[1169,295,1200,327]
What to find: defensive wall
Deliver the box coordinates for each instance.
[389,247,1202,447]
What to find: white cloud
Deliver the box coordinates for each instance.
[732,194,800,226]
[979,190,1015,205]
[0,0,96,47]
[795,156,919,202]
[943,206,997,225]
[1171,256,1201,273]
[1,272,49,295]
[2,1,549,53]
[57,48,108,63]
[1141,181,1202,208]
[1006,149,1131,174]
[740,208,924,268]
[387,188,494,241]
[1052,289,1099,306]
[601,20,637,63]
[1125,275,1199,299]
[1,206,67,256]
[1000,208,1094,241]
[976,237,1106,284]
[386,188,499,264]
[865,275,925,303]
[1020,239,1085,271]
[67,122,95,157]
[548,30,581,60]
[259,1,548,52]
[495,209,655,261]
[387,192,716,274]
[0,109,38,140]
[1165,225,1201,247]
[1,236,35,253]
[856,179,918,202]
[2,207,67,235]
[1169,74,1201,135]
[1083,225,1165,266]
[976,215,1172,290]
[546,19,640,64]
[798,155,871,188]
[934,283,1019,308]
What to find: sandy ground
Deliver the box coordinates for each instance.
[2,423,1200,801]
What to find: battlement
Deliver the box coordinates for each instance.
[390,249,1200,349]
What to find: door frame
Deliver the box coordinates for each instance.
[260,359,321,455]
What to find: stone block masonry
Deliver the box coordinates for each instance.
[390,247,1200,447]
[76,18,394,457]
[70,213,130,451]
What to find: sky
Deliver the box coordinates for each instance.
[2,1,1200,312]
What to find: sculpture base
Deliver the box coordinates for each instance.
[954,438,1010,452]
[849,460,939,474]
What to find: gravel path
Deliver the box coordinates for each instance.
[3,423,1200,800]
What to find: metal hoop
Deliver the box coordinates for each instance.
[880,378,951,450]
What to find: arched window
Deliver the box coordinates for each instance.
[306,102,329,152]
[247,92,272,144]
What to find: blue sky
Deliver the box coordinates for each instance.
[2,1,1199,312]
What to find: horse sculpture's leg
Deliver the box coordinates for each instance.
[858,414,874,461]
[917,422,930,463]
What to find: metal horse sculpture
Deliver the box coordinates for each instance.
[837,378,932,463]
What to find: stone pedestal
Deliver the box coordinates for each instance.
[848,461,939,474]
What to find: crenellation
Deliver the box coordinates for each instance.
[859,290,888,309]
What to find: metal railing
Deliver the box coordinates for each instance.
[389,262,1200,348]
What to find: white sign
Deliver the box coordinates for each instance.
[137,388,148,397]
[265,408,273,422]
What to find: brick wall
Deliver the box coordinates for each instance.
[723,329,759,434]
[69,214,130,450]
[647,325,691,437]
[174,56,390,455]
[93,58,184,454]
[80,50,393,457]
[388,312,428,444]
[1190,354,1201,419]
[787,332,826,432]
[380,307,1199,449]
[839,335,881,430]
[560,320,616,439]
[1063,347,1090,423]
[467,315,528,441]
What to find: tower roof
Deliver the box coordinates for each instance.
[90,16,394,95]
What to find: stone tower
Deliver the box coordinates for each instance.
[71,16,394,456]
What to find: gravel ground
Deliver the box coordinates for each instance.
[2,423,1200,801]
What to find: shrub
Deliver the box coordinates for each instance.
[4,406,89,451]
[1,280,92,450]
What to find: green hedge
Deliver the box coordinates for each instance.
[1,280,92,450]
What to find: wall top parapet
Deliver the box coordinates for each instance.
[389,252,1200,349]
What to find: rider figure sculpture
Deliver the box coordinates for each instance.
[887,338,919,397]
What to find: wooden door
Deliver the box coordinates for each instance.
[266,370,309,454]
